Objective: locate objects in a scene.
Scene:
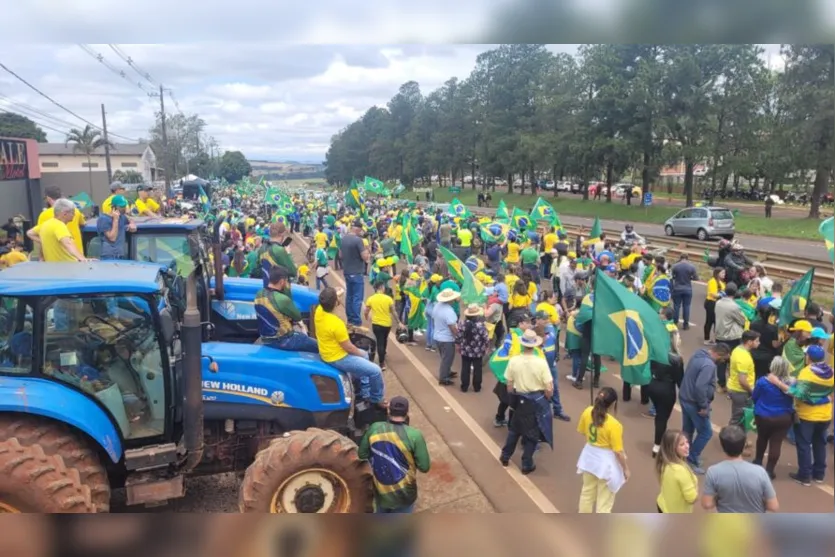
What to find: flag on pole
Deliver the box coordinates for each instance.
[400,220,420,264]
[346,180,366,215]
[591,270,670,386]
[496,199,509,220]
[530,197,558,226]
[439,246,486,304]
[364,176,387,195]
[447,197,472,219]
[198,185,211,214]
[819,217,834,263]
[582,217,603,246]
[70,192,93,210]
[480,222,510,244]
[510,207,531,231]
[779,268,815,327]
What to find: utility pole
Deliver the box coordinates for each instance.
[101,103,113,183]
[159,84,170,190]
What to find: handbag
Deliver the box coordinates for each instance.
[742,405,757,433]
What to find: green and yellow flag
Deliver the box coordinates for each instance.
[364,176,387,195]
[510,207,531,231]
[346,179,366,215]
[448,197,472,219]
[583,217,603,246]
[819,217,834,263]
[400,219,421,264]
[70,192,93,210]
[530,197,559,227]
[780,268,814,327]
[439,246,486,304]
[496,199,510,220]
[591,270,670,386]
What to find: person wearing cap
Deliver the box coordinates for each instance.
[132,185,160,217]
[255,266,318,353]
[35,185,86,260]
[432,288,461,386]
[766,344,833,486]
[341,219,370,327]
[456,304,490,392]
[358,395,430,513]
[783,319,813,377]
[258,222,297,289]
[96,194,136,260]
[101,181,126,215]
[499,329,554,475]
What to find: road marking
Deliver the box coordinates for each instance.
[293,232,561,513]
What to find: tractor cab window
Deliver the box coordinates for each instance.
[134,234,192,275]
[43,295,166,440]
[0,296,34,374]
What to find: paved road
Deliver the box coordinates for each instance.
[294,231,834,514]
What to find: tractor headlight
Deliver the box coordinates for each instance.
[339,373,353,406]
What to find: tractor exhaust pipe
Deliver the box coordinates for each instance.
[212,217,225,301]
[181,272,204,472]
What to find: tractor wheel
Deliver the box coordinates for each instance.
[0,416,111,512]
[0,438,95,513]
[239,428,373,514]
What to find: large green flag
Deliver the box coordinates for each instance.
[530,197,558,226]
[819,217,834,263]
[583,217,603,246]
[364,176,386,195]
[447,197,472,219]
[346,180,366,215]
[780,268,815,327]
[70,192,93,210]
[510,207,531,231]
[496,199,509,220]
[265,187,293,214]
[400,220,421,264]
[591,269,670,386]
[438,246,486,304]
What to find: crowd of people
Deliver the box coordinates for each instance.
[2,178,832,515]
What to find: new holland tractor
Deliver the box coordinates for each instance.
[0,261,374,513]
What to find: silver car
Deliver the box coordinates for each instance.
[664,206,735,241]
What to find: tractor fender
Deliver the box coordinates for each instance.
[0,376,123,463]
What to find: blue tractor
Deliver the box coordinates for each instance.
[81,216,320,343]
[0,261,373,513]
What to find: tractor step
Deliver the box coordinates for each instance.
[125,473,185,507]
[125,443,179,471]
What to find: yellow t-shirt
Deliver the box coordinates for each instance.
[297,265,309,280]
[31,218,77,262]
[794,364,834,422]
[535,302,560,326]
[245,217,256,231]
[827,334,834,369]
[505,273,520,293]
[657,462,698,513]
[505,354,552,393]
[134,197,160,215]
[543,233,558,253]
[620,252,639,271]
[506,243,520,263]
[706,278,725,301]
[314,306,349,363]
[393,225,403,242]
[366,292,394,327]
[315,232,328,249]
[457,228,472,247]
[510,293,532,309]
[577,406,624,452]
[38,207,85,254]
[727,346,755,393]
[0,249,28,268]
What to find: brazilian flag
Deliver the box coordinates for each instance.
[403,285,427,330]
[447,198,471,219]
[530,197,559,227]
[643,269,672,311]
[510,207,530,231]
[439,246,486,304]
[819,217,834,263]
[496,199,509,220]
[780,268,814,327]
[489,328,546,383]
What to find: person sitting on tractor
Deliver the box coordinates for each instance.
[315,287,386,410]
[255,266,318,353]
[258,222,297,288]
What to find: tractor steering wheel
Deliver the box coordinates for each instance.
[82,315,147,348]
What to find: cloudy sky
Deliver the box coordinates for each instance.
[0,43,783,163]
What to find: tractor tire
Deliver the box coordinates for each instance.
[0,438,95,513]
[0,416,111,512]
[239,428,373,514]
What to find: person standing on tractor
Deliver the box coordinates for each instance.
[27,198,89,263]
[258,222,296,288]
[97,195,136,260]
[101,181,126,215]
[358,395,431,514]
[35,185,86,260]
[256,266,318,353]
[133,185,161,217]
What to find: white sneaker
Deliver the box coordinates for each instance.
[565,374,578,382]
[652,444,660,457]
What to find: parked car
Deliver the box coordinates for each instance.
[615,184,642,198]
[664,206,735,241]
[570,182,582,193]
[556,181,572,192]
[540,180,556,191]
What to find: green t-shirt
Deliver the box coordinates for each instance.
[357,421,430,510]
[521,247,539,265]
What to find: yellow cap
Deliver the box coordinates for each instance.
[791,319,813,333]
[409,272,420,280]
[430,274,443,283]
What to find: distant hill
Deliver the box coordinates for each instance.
[248,160,325,180]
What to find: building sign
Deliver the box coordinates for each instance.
[0,139,28,181]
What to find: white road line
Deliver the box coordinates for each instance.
[294,232,561,513]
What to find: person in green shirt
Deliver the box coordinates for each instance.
[357,396,430,513]
[520,244,541,282]
[258,222,297,288]
[255,266,318,353]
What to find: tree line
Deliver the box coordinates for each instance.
[325,44,835,218]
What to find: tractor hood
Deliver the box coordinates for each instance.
[210,277,318,313]
[201,342,351,412]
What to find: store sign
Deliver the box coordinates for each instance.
[0,139,28,181]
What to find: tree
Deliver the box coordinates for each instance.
[65,125,113,196]
[112,169,144,184]
[148,112,218,180]
[218,151,251,183]
[0,112,48,142]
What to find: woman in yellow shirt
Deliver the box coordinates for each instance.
[576,387,630,513]
[505,240,521,265]
[703,268,726,343]
[509,280,532,310]
[655,429,698,513]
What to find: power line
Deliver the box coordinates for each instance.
[78,44,155,98]
[0,93,80,129]
[168,89,185,116]
[0,109,75,138]
[108,44,157,86]
[0,61,139,142]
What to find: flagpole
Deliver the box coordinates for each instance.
[589,269,598,407]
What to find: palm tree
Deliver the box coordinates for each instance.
[65,125,113,197]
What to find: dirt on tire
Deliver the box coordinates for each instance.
[239,428,372,513]
[0,437,95,513]
[0,416,111,512]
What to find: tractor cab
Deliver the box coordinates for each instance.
[82,216,319,343]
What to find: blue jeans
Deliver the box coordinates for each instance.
[570,350,581,379]
[501,429,537,470]
[680,400,713,465]
[672,290,693,325]
[315,273,329,291]
[548,361,564,416]
[329,353,384,403]
[793,420,829,480]
[523,263,539,284]
[344,274,364,326]
[266,332,319,353]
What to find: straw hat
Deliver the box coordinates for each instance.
[436,288,461,303]
[464,303,484,317]
[519,329,543,348]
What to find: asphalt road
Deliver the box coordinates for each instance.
[293,232,833,514]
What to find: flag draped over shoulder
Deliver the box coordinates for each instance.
[496,200,509,220]
[439,246,486,304]
[510,207,531,231]
[780,268,814,327]
[448,197,471,219]
[403,285,427,329]
[489,328,546,383]
[592,270,670,386]
[819,217,834,263]
[530,197,558,226]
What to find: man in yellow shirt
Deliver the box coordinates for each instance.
[727,330,760,429]
[27,198,89,262]
[36,187,86,257]
[314,287,385,408]
[363,281,399,370]
[0,243,28,268]
[314,228,328,250]
[100,181,126,215]
[133,185,161,217]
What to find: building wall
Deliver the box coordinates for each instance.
[40,171,112,205]
[0,179,32,224]
[39,154,142,173]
